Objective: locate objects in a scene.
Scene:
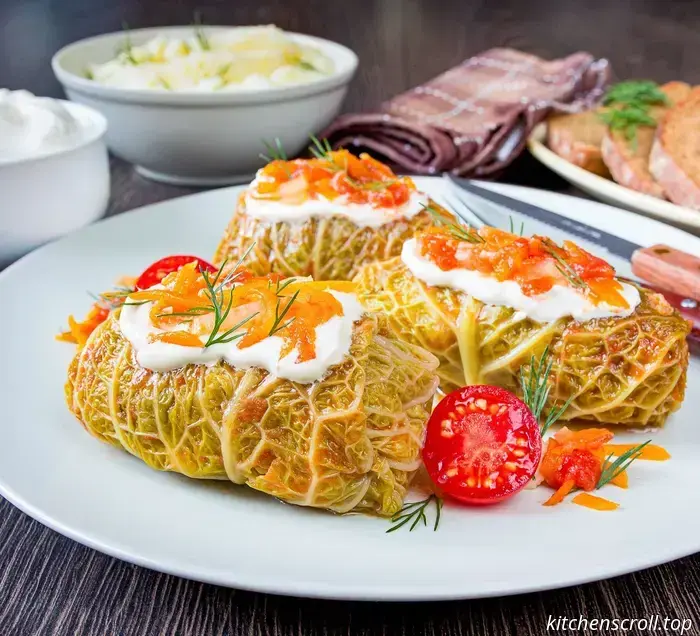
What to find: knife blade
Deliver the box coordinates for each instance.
[444,175,700,337]
[447,176,642,259]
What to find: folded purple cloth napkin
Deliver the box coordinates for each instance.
[321,48,610,176]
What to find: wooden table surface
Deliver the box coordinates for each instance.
[2,1,700,634]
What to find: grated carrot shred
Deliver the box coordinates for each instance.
[543,479,576,506]
[572,492,619,511]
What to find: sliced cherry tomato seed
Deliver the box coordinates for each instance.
[422,385,542,505]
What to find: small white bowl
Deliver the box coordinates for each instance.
[0,101,109,268]
[52,26,359,186]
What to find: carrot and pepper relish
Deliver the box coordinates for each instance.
[417,226,629,308]
[249,149,416,208]
[129,262,355,362]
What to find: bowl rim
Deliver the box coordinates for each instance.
[0,99,108,168]
[51,25,359,106]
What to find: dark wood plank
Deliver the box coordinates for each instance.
[1,0,700,634]
[0,496,699,636]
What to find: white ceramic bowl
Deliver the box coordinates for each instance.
[51,26,359,186]
[0,101,109,268]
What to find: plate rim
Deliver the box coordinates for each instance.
[527,123,700,230]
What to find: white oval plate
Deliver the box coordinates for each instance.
[528,123,700,233]
[1,178,699,601]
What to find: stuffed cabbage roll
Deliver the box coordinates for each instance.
[66,263,439,515]
[213,148,434,280]
[355,226,689,427]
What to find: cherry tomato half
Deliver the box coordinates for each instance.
[135,255,217,289]
[422,385,542,505]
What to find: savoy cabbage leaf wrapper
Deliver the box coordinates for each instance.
[66,312,439,516]
[354,257,689,427]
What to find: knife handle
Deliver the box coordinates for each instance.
[631,244,700,302]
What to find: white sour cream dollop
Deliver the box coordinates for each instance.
[118,290,365,383]
[244,186,429,228]
[0,90,89,163]
[401,238,640,323]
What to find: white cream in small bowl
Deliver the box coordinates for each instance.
[0,90,109,267]
[52,25,358,186]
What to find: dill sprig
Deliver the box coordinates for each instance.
[159,245,257,347]
[308,135,352,176]
[597,441,651,489]
[386,495,443,533]
[259,138,291,177]
[509,216,525,236]
[260,138,288,163]
[199,265,258,347]
[602,80,669,108]
[217,63,231,80]
[542,239,587,290]
[296,59,319,72]
[118,22,139,65]
[193,11,210,51]
[599,81,668,147]
[422,203,484,244]
[599,106,656,144]
[268,285,300,337]
[308,135,399,193]
[88,287,143,310]
[308,134,334,161]
[519,346,574,437]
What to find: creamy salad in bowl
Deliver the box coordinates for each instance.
[86,25,335,92]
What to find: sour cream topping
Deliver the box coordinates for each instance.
[244,187,429,228]
[88,26,334,92]
[401,238,640,322]
[0,90,89,162]
[119,290,365,382]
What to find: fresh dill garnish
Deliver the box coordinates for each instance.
[155,307,212,319]
[158,76,172,90]
[308,134,334,161]
[260,137,288,162]
[308,135,400,194]
[274,278,296,294]
[259,138,291,176]
[216,63,231,80]
[602,80,669,108]
[422,203,485,244]
[193,11,210,50]
[296,59,319,72]
[386,495,443,533]
[597,440,651,489]
[542,239,587,290]
[161,245,257,347]
[88,287,142,310]
[84,68,94,80]
[509,216,525,236]
[199,265,259,347]
[268,288,300,337]
[598,81,668,147]
[519,346,574,437]
[118,22,139,65]
[599,106,656,145]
